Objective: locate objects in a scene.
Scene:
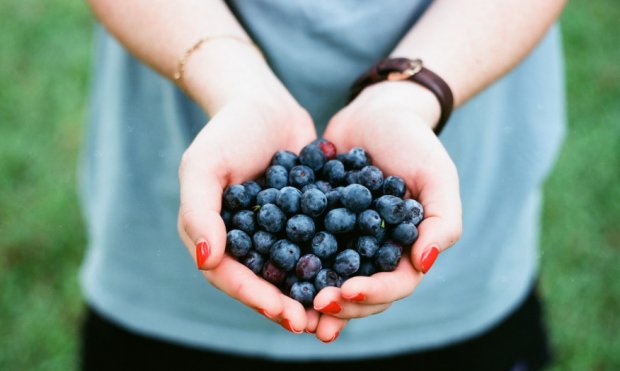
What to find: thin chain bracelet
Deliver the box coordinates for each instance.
[173,35,264,92]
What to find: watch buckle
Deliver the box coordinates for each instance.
[387,59,423,81]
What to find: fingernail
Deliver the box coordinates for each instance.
[344,293,366,302]
[421,246,439,273]
[281,318,302,334]
[255,308,274,320]
[304,328,316,334]
[321,331,340,343]
[316,301,341,314]
[196,241,210,270]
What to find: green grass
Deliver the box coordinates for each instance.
[0,0,618,370]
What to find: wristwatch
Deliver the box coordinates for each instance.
[349,58,454,135]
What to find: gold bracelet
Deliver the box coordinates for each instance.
[173,35,264,91]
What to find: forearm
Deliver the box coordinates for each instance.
[359,0,566,128]
[87,0,288,115]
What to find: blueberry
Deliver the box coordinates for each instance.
[243,250,265,274]
[256,188,279,206]
[314,180,332,194]
[404,199,424,226]
[355,235,380,258]
[340,184,372,212]
[311,231,338,259]
[288,165,315,189]
[289,281,316,307]
[231,210,256,235]
[223,184,251,211]
[357,209,383,236]
[325,189,341,209]
[345,170,360,185]
[226,229,252,258]
[270,239,301,271]
[323,160,346,184]
[261,260,287,284]
[286,214,316,243]
[358,166,384,192]
[357,260,377,276]
[242,180,262,204]
[334,249,361,276]
[375,195,407,225]
[271,150,299,171]
[324,208,357,234]
[342,147,370,170]
[390,221,419,245]
[296,254,322,280]
[276,186,302,215]
[256,203,286,233]
[265,165,288,189]
[301,188,328,217]
[314,268,343,291]
[383,176,406,198]
[221,209,232,229]
[299,143,327,172]
[252,230,277,255]
[374,242,402,272]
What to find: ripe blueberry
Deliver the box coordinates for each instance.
[286,214,316,243]
[226,229,252,258]
[265,165,289,189]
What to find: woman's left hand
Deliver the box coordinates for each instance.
[311,81,463,335]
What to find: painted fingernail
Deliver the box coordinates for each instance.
[421,246,439,273]
[304,328,316,334]
[316,301,341,314]
[281,318,302,334]
[255,308,274,320]
[195,241,210,269]
[344,293,366,302]
[321,331,340,343]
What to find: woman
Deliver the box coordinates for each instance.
[79,0,566,369]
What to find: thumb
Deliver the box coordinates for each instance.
[408,166,462,274]
[178,154,228,271]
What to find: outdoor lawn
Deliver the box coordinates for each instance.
[1,0,618,369]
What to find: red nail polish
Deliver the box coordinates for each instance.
[317,301,341,314]
[345,293,366,302]
[304,328,316,334]
[421,246,439,273]
[195,241,210,269]
[321,331,340,343]
[281,318,302,334]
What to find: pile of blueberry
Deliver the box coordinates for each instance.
[221,139,423,307]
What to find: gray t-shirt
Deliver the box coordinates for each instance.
[79,0,565,359]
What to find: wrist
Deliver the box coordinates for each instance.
[181,39,286,116]
[353,81,441,129]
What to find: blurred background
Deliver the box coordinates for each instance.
[1,0,618,370]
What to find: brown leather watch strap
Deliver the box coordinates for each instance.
[349,58,454,135]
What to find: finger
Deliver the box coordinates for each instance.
[314,287,391,319]
[315,315,348,343]
[178,162,228,270]
[305,309,320,334]
[203,256,285,318]
[408,160,462,274]
[339,257,422,305]
[278,296,308,334]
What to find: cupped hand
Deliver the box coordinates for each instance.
[177,93,318,333]
[314,81,463,325]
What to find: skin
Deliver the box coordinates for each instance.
[87,0,566,342]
